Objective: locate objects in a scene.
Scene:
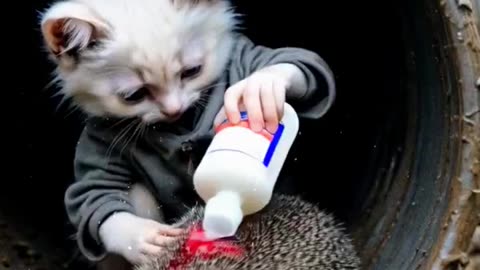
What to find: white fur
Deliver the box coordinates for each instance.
[97,183,167,266]
[62,18,93,53]
[40,0,238,123]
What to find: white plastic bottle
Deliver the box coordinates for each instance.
[193,103,299,240]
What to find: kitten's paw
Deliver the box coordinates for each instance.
[217,66,289,133]
[99,212,184,265]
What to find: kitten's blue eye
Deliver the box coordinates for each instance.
[119,87,149,104]
[180,65,202,80]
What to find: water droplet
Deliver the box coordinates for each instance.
[294,157,298,162]
[128,246,132,251]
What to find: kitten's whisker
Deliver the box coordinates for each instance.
[197,82,227,93]
[131,121,147,158]
[194,101,207,110]
[192,82,226,110]
[63,103,81,119]
[109,118,133,129]
[196,93,211,108]
[105,125,133,163]
[199,93,211,102]
[42,74,72,115]
[106,123,132,159]
[105,120,138,165]
[56,95,74,114]
[119,119,142,156]
[42,75,62,94]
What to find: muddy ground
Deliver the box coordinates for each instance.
[0,207,90,270]
[440,226,480,270]
[465,227,480,270]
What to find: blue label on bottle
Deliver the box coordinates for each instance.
[262,123,284,167]
[217,111,284,168]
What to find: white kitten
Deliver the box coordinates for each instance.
[39,0,238,266]
[40,0,237,123]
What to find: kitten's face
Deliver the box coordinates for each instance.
[41,0,236,123]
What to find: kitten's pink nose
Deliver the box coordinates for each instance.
[161,107,182,119]
[160,95,183,119]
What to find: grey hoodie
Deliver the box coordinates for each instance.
[64,33,335,261]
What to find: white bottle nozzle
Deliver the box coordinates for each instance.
[202,190,243,240]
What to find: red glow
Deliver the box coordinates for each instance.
[167,225,245,269]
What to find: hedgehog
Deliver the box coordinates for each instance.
[135,194,361,270]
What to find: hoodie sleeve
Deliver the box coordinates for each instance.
[229,34,336,119]
[64,119,136,261]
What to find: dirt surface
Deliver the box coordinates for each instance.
[0,208,90,270]
[442,226,480,270]
[466,227,480,270]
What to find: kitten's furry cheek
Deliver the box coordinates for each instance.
[67,90,107,116]
[187,92,201,107]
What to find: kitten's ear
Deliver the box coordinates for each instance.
[40,2,109,57]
